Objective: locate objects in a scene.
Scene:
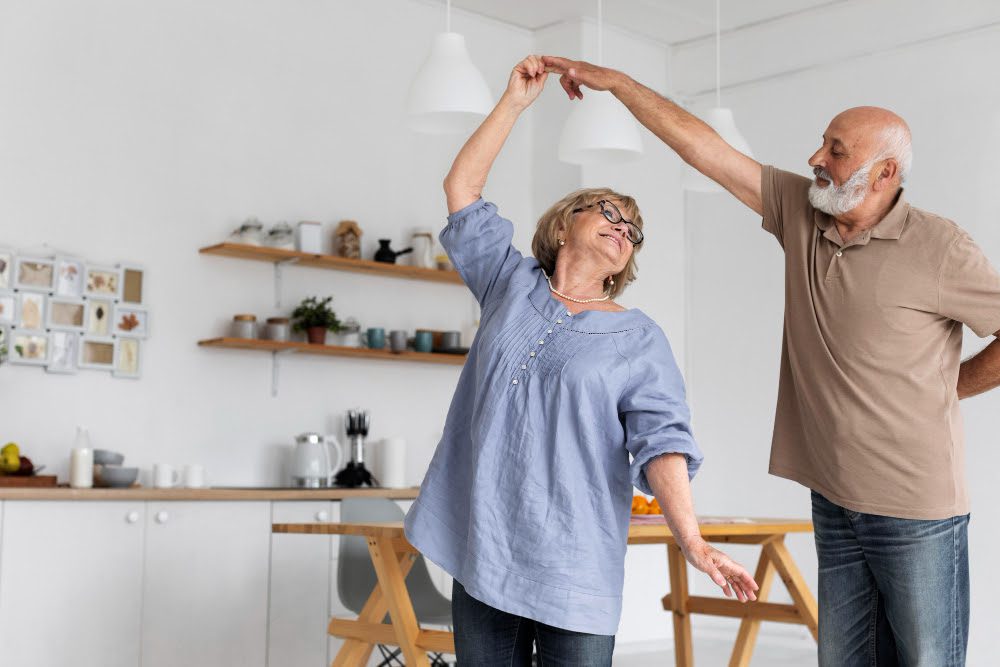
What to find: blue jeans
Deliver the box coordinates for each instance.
[451,580,615,666]
[811,491,969,666]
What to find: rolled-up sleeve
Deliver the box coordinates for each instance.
[440,198,524,307]
[618,328,703,495]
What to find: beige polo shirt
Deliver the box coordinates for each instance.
[762,166,1000,519]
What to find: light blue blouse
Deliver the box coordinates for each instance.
[404,199,702,635]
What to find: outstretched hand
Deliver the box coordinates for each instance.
[680,537,759,602]
[503,55,549,109]
[542,56,622,100]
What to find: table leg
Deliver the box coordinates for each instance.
[728,540,778,667]
[368,536,431,667]
[764,538,818,640]
[667,543,694,667]
[331,548,416,667]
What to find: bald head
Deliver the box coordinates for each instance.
[827,106,912,183]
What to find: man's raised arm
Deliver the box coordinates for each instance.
[544,56,763,216]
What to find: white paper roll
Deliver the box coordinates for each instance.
[378,437,407,488]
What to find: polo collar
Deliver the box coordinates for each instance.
[813,189,910,246]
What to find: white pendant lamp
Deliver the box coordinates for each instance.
[406,0,493,134]
[558,0,643,165]
[683,0,754,192]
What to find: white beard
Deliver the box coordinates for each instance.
[808,162,874,216]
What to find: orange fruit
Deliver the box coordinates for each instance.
[631,495,649,515]
[648,498,661,515]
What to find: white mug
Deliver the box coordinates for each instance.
[183,464,207,488]
[153,463,180,488]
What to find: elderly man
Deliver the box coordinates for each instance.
[542,56,1000,666]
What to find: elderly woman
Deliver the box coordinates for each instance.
[404,55,757,665]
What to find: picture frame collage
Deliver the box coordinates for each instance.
[0,249,147,378]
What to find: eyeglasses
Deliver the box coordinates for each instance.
[571,200,644,246]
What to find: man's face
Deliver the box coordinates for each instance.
[807,115,881,216]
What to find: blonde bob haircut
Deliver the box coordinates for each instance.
[531,188,643,299]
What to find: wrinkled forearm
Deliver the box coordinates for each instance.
[958,335,1000,399]
[644,453,701,550]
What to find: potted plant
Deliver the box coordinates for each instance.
[291,296,342,345]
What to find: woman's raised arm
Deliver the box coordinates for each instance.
[444,55,548,214]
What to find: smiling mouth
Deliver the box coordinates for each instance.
[599,233,622,252]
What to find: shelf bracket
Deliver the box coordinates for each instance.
[272,258,300,309]
[270,348,297,397]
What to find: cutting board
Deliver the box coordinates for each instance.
[0,475,58,487]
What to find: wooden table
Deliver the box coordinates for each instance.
[272,517,817,667]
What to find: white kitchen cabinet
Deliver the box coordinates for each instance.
[141,501,270,667]
[0,501,145,667]
[268,501,334,667]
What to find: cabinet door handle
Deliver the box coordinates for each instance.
[155,511,170,524]
[315,510,330,522]
[126,511,140,524]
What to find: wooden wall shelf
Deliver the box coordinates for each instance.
[199,243,463,285]
[198,337,467,366]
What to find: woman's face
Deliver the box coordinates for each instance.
[563,199,635,274]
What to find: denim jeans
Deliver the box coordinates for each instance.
[811,491,969,666]
[451,580,615,666]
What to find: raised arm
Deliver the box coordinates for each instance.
[542,56,763,216]
[444,55,548,214]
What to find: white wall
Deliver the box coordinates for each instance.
[682,22,1000,662]
[0,0,534,486]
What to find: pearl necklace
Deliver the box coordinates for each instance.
[544,272,611,303]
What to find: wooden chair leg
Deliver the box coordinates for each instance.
[728,541,778,667]
[667,543,694,667]
[368,536,431,667]
[331,549,416,667]
[764,538,818,640]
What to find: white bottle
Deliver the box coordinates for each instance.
[411,229,435,268]
[69,426,93,489]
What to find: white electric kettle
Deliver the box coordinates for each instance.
[291,432,344,488]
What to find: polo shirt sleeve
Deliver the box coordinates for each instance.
[761,165,813,249]
[439,198,524,307]
[938,232,1000,337]
[619,327,704,496]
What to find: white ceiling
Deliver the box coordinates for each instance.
[451,0,845,44]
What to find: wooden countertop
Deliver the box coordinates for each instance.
[0,486,420,501]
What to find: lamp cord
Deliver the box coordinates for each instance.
[715,0,721,107]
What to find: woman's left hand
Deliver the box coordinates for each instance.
[501,55,548,110]
[679,536,759,602]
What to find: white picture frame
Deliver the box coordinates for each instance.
[9,330,50,366]
[118,264,145,305]
[0,324,9,360]
[47,331,80,375]
[47,298,87,332]
[17,292,46,330]
[0,249,12,290]
[78,336,116,371]
[113,306,148,338]
[13,256,55,292]
[54,256,86,298]
[84,265,122,299]
[113,336,142,379]
[0,291,16,326]
[85,297,114,336]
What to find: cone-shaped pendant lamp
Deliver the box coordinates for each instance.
[683,0,754,192]
[558,0,643,165]
[406,1,493,134]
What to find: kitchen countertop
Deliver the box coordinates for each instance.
[0,486,421,501]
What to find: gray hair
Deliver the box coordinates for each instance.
[875,123,912,184]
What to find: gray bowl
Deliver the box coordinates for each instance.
[94,449,125,465]
[97,466,138,488]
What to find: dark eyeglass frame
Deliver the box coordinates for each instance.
[571,200,644,246]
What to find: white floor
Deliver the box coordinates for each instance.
[612,637,817,666]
